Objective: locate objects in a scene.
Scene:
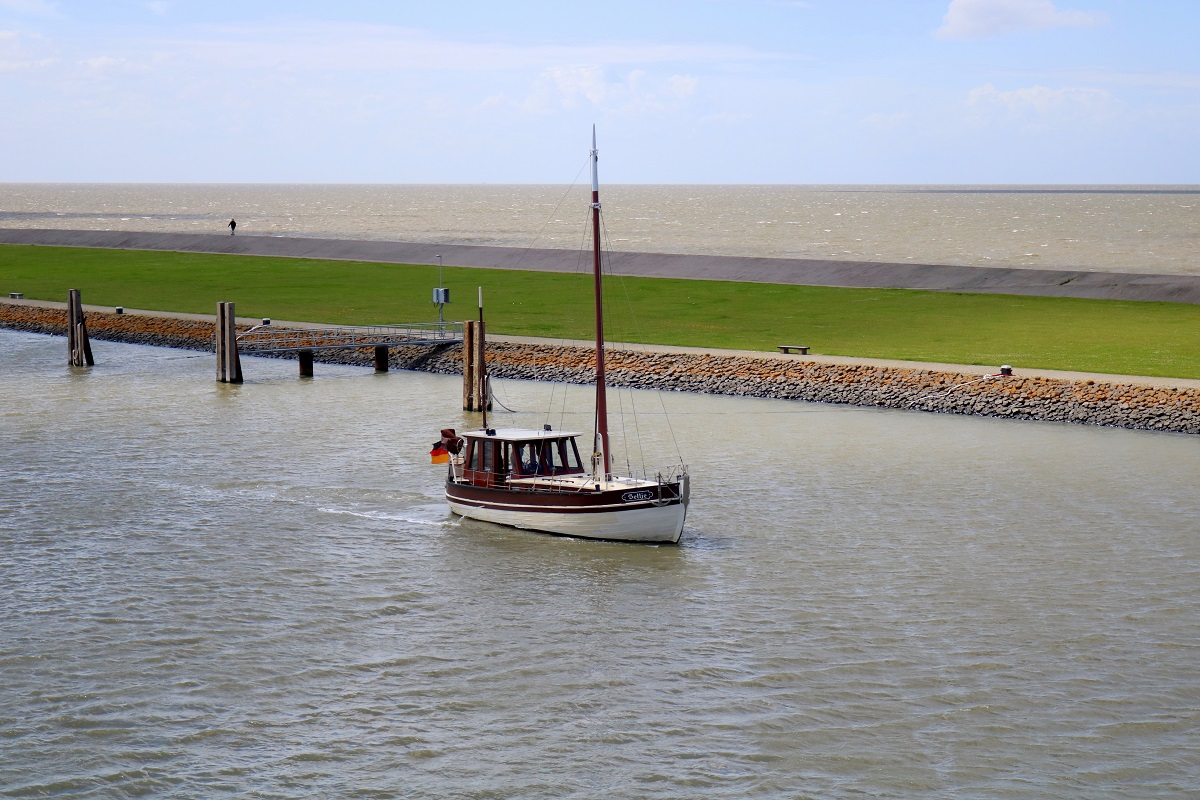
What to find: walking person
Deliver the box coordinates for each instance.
[228,218,237,235]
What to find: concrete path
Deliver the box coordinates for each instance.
[4,227,1200,304]
[8,297,1199,391]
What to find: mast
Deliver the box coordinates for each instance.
[479,286,487,430]
[590,126,611,479]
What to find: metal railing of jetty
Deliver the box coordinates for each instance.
[228,322,464,354]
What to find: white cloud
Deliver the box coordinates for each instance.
[666,74,698,99]
[543,65,612,108]
[937,0,1106,39]
[0,26,54,71]
[0,55,52,71]
[146,1,169,16]
[126,21,780,75]
[967,83,1111,115]
[81,55,139,72]
[520,65,699,114]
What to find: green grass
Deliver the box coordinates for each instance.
[3,243,1199,378]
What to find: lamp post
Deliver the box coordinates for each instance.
[435,254,444,324]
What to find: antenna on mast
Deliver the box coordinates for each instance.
[591,124,599,193]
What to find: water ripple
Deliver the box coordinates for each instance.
[2,331,1199,797]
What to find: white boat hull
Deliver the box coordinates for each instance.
[447,495,687,543]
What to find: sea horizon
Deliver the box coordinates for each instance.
[3,183,1198,276]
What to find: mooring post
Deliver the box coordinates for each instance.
[476,319,490,412]
[66,289,95,367]
[462,320,490,411]
[374,345,389,372]
[462,320,475,410]
[215,301,243,383]
[299,348,314,378]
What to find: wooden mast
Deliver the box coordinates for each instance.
[590,127,611,478]
[479,286,488,430]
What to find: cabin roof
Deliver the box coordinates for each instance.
[461,428,583,441]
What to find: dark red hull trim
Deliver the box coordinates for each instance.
[446,480,684,514]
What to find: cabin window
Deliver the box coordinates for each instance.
[538,438,583,474]
[540,440,561,473]
[514,442,541,475]
[481,440,495,473]
[466,440,480,472]
[565,439,583,471]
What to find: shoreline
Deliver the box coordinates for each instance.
[3,301,1197,435]
[4,228,1200,304]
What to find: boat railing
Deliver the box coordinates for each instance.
[451,468,596,494]
[622,463,689,484]
[449,462,687,493]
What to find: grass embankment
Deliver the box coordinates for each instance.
[3,243,1198,378]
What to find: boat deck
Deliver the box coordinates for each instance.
[503,474,663,492]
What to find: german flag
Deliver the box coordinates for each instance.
[430,443,450,464]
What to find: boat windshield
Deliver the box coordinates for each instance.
[511,438,584,477]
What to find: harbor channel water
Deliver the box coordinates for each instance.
[2,330,1198,797]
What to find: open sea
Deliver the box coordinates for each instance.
[2,330,1199,798]
[2,183,1199,275]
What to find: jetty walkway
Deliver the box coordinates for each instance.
[4,228,1200,304]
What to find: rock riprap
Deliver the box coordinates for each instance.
[4,303,1196,435]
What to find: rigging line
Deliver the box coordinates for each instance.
[506,157,592,273]
[601,248,634,470]
[511,161,591,428]
[543,203,597,428]
[491,394,519,413]
[622,379,647,476]
[488,377,520,413]
[592,202,639,475]
[554,211,594,434]
[612,345,636,477]
[604,270,647,472]
[577,202,603,457]
[597,209,685,467]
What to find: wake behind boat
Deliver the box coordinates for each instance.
[436,129,690,543]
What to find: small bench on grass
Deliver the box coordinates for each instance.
[777,345,810,355]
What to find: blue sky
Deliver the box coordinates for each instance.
[1,0,1197,183]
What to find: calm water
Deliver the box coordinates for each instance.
[3,183,1200,275]
[2,330,1199,798]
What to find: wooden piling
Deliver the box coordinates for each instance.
[374,345,389,372]
[477,320,491,412]
[215,301,243,383]
[299,348,314,378]
[66,289,95,367]
[462,320,475,409]
[462,320,491,411]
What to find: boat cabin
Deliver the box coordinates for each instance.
[454,428,587,488]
